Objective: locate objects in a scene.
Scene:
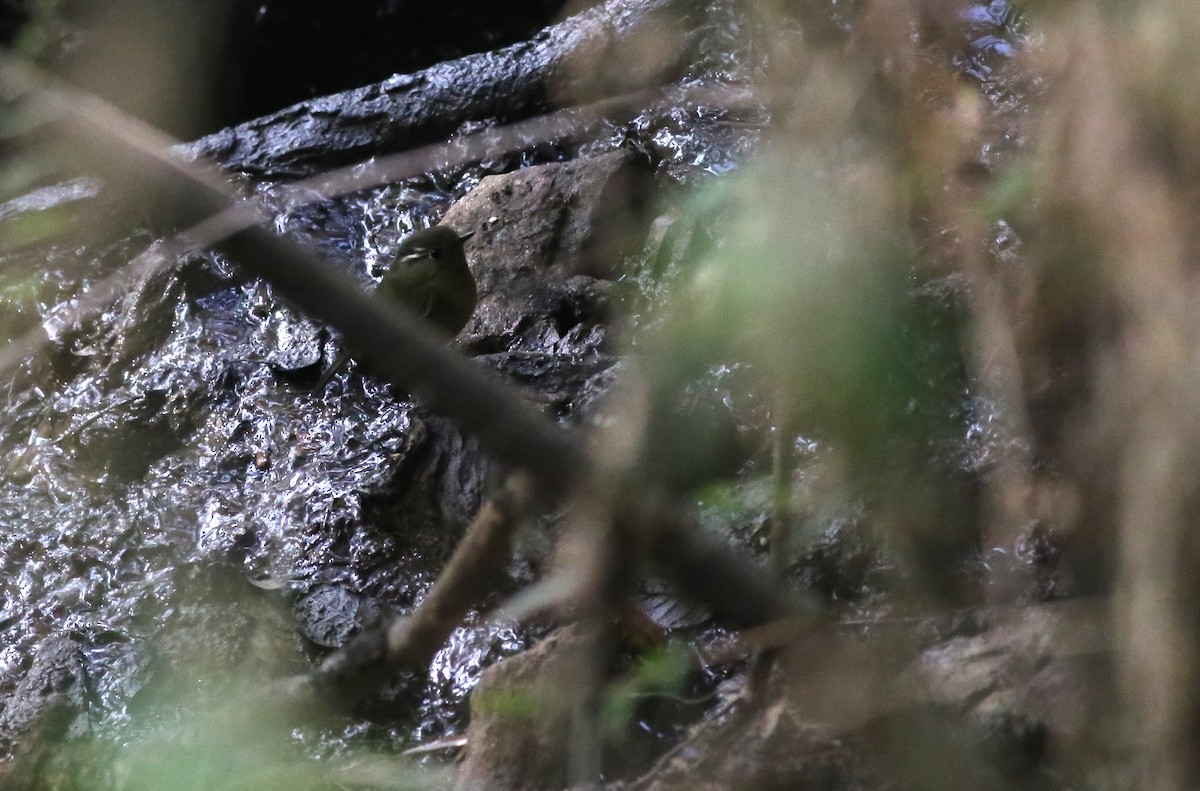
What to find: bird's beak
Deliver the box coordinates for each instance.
[458,231,475,243]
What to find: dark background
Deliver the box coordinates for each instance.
[0,0,578,137]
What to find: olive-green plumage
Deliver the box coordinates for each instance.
[315,225,477,390]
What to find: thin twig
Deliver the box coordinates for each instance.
[315,473,535,694]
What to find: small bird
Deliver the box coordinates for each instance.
[315,225,477,391]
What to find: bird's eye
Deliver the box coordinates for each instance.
[429,248,442,260]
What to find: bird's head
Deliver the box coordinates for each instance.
[397,225,474,266]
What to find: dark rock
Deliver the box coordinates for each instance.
[456,626,589,791]
[254,309,324,373]
[445,149,656,354]
[132,564,308,703]
[183,0,707,177]
[906,600,1112,747]
[476,349,619,424]
[223,0,575,131]
[0,635,88,756]
[613,601,1110,790]
[0,179,100,226]
[373,412,492,536]
[294,584,378,649]
[619,693,861,791]
[638,579,710,630]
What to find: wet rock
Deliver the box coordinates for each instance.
[294,583,378,649]
[610,602,1108,790]
[638,579,711,631]
[906,600,1111,748]
[253,307,324,374]
[356,419,489,544]
[477,350,619,417]
[445,149,656,355]
[456,626,588,791]
[456,618,704,790]
[183,0,707,177]
[0,181,100,252]
[105,251,233,374]
[621,703,859,791]
[133,563,309,703]
[789,516,882,602]
[0,635,88,756]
